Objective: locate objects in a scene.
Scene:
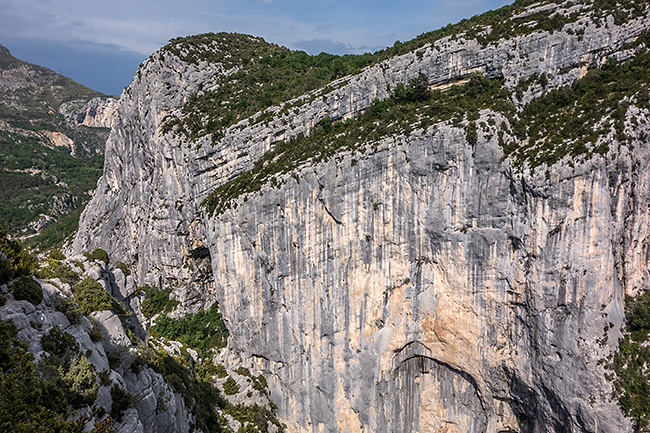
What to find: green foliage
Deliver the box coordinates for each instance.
[215,363,228,379]
[98,370,111,387]
[0,226,36,285]
[36,259,80,285]
[625,292,650,343]
[609,291,650,431]
[11,275,43,305]
[392,73,431,104]
[466,123,478,146]
[84,248,109,264]
[0,319,110,432]
[222,376,240,395]
[41,326,79,365]
[223,403,284,433]
[139,285,179,318]
[203,73,510,216]
[115,261,131,276]
[89,319,104,342]
[150,302,229,355]
[73,278,120,315]
[138,344,228,433]
[62,355,98,407]
[49,250,66,261]
[51,293,84,325]
[506,50,650,168]
[110,384,135,421]
[161,33,375,140]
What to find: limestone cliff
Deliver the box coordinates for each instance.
[73,1,650,432]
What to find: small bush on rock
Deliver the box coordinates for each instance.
[11,275,43,305]
[115,261,130,276]
[74,278,119,315]
[49,250,66,261]
[89,319,104,342]
[41,326,79,365]
[63,355,98,407]
[52,293,84,325]
[84,248,109,264]
[110,384,135,421]
[223,376,240,395]
[140,285,179,318]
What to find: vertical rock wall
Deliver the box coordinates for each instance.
[72,3,650,431]
[205,115,649,432]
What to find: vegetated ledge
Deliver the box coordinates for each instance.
[161,0,648,144]
[201,47,650,217]
[605,290,650,431]
[201,73,511,216]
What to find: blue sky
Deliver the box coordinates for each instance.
[0,0,511,96]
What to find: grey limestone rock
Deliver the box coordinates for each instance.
[0,273,194,433]
[71,2,650,432]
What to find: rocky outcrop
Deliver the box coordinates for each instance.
[72,1,650,432]
[60,97,118,129]
[0,265,194,433]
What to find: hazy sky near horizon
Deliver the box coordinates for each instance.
[0,0,510,95]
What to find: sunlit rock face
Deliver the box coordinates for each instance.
[73,2,650,432]
[61,97,119,129]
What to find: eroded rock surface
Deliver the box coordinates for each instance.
[72,2,650,432]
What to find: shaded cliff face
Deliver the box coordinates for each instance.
[74,1,650,432]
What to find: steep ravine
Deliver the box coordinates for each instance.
[71,1,650,432]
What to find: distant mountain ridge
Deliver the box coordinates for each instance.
[0,44,117,250]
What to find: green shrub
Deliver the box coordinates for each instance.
[52,293,84,325]
[115,261,131,276]
[223,376,240,395]
[36,260,80,285]
[98,370,112,386]
[215,363,228,378]
[110,384,135,421]
[41,326,79,365]
[234,367,251,377]
[107,349,123,370]
[84,248,109,264]
[62,355,98,407]
[625,293,650,343]
[89,319,104,342]
[609,291,650,431]
[74,278,120,315]
[49,250,66,261]
[0,226,36,285]
[11,275,43,305]
[149,302,229,355]
[140,285,179,318]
